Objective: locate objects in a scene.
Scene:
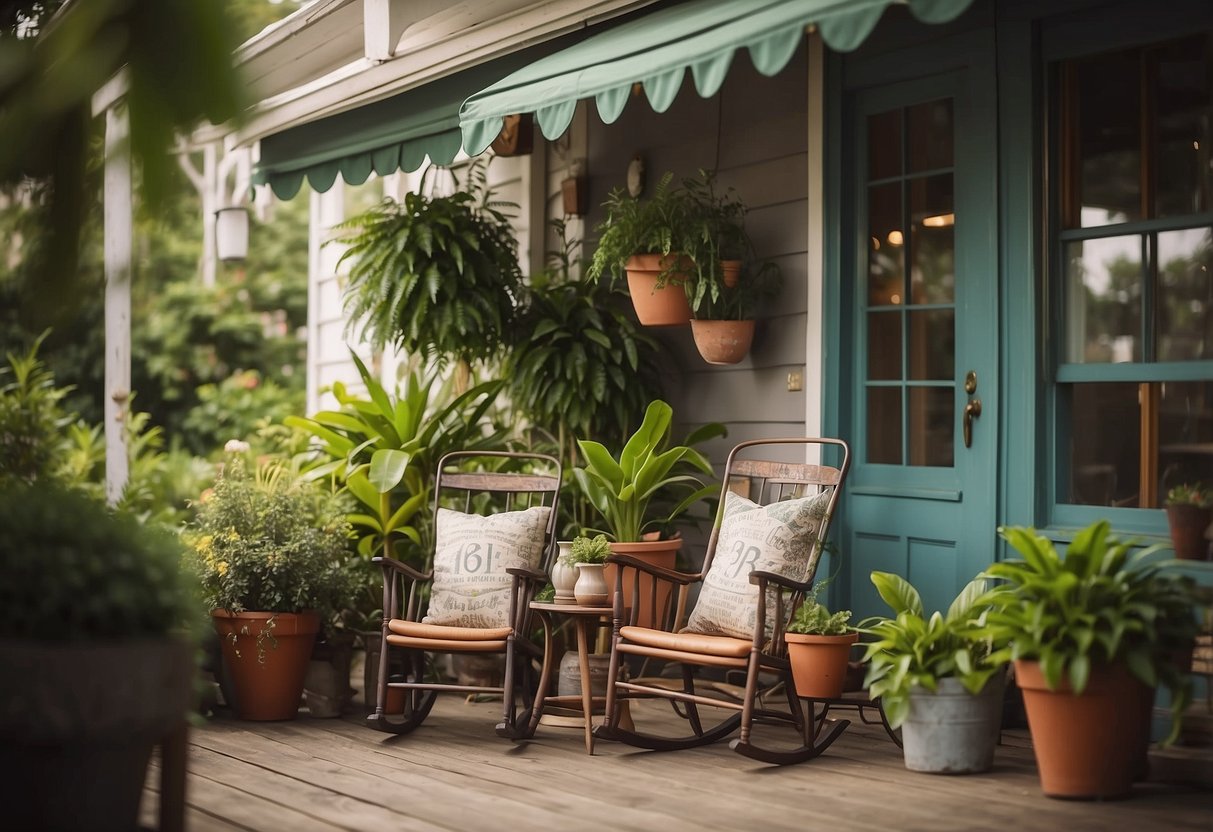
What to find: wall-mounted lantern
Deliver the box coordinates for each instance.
[215,206,249,262]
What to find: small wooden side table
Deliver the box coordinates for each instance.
[527,601,613,754]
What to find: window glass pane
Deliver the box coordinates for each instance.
[1157,227,1213,361]
[1152,35,1213,219]
[909,173,955,303]
[868,109,901,180]
[867,311,902,381]
[868,183,904,306]
[908,387,954,467]
[867,387,902,465]
[1073,49,1142,227]
[907,98,953,172]
[1064,236,1143,363]
[1066,381,1213,507]
[908,310,954,380]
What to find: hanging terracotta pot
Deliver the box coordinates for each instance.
[690,319,755,365]
[785,631,859,699]
[212,610,320,721]
[624,253,693,326]
[1015,659,1153,799]
[721,259,743,288]
[1165,504,1211,560]
[607,538,681,629]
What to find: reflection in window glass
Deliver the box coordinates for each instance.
[908,387,954,467]
[869,109,902,180]
[907,98,953,173]
[1152,36,1212,219]
[909,174,955,304]
[1073,49,1141,227]
[1064,237,1142,363]
[908,310,954,381]
[867,387,902,465]
[868,183,904,306]
[1157,228,1212,361]
[868,311,902,381]
[1065,381,1213,507]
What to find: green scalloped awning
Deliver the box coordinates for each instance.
[252,43,560,200]
[460,0,974,155]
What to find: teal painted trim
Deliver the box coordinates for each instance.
[849,485,962,501]
[867,165,954,186]
[1049,503,1170,537]
[1040,0,1213,62]
[1056,361,1213,383]
[1057,214,1213,241]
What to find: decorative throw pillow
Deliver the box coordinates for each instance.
[423,505,551,629]
[684,490,831,640]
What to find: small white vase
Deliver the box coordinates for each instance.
[573,563,609,606]
[550,541,578,604]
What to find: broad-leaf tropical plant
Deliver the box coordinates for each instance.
[982,521,1201,743]
[861,572,1007,729]
[572,399,719,542]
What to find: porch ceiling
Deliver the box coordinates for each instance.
[459,0,975,155]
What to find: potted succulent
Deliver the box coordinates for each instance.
[587,171,698,326]
[573,398,720,626]
[564,533,614,607]
[861,572,1008,774]
[784,587,857,700]
[1164,483,1212,560]
[983,521,1201,799]
[187,452,356,721]
[0,481,198,832]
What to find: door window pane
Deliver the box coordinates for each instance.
[867,311,902,381]
[1064,236,1143,363]
[1157,227,1212,361]
[908,310,955,380]
[1072,49,1142,227]
[869,109,902,180]
[1152,36,1213,219]
[909,174,955,303]
[867,387,902,465]
[907,98,953,173]
[908,387,954,467]
[868,183,904,306]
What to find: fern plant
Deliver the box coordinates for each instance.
[336,160,523,366]
[586,171,698,290]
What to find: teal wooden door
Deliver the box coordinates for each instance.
[842,58,999,618]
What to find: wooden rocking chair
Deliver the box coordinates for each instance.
[366,450,561,737]
[595,437,851,764]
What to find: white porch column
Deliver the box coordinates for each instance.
[103,104,132,504]
[805,32,825,464]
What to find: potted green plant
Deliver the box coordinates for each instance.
[573,398,720,626]
[187,452,356,721]
[784,587,857,700]
[587,172,698,326]
[565,533,614,606]
[687,259,783,365]
[861,572,1007,774]
[983,521,1201,799]
[1164,483,1212,560]
[336,159,524,366]
[0,481,198,832]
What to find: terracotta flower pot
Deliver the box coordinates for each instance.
[606,538,681,629]
[785,631,860,699]
[624,253,693,326]
[721,259,743,288]
[690,319,756,365]
[1165,504,1212,560]
[1014,659,1153,799]
[212,610,320,721]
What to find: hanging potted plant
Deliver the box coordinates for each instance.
[573,399,721,627]
[861,572,1008,774]
[784,587,857,700]
[187,452,357,721]
[1164,483,1212,560]
[0,482,198,832]
[983,521,1201,799]
[587,172,698,326]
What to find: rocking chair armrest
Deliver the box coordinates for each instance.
[605,552,700,586]
[749,569,813,594]
[505,566,549,582]
[371,556,431,583]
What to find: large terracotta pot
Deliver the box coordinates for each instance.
[1015,659,1153,799]
[212,610,320,721]
[1165,504,1211,560]
[624,254,693,326]
[607,538,681,629]
[690,319,755,365]
[0,637,194,832]
[785,631,859,699]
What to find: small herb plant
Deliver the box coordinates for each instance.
[983,521,1201,742]
[786,597,853,636]
[1165,483,1212,508]
[562,533,613,566]
[860,572,1006,729]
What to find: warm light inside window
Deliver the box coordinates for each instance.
[921,213,955,227]
[887,230,904,246]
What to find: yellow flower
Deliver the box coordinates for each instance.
[194,534,213,554]
[217,561,229,576]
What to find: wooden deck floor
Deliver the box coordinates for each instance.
[143,692,1212,832]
